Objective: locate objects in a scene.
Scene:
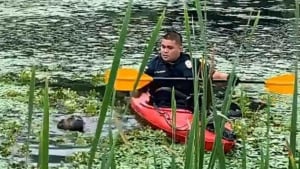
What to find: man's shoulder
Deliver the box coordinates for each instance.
[180,53,192,59]
[148,54,162,63]
[145,55,161,75]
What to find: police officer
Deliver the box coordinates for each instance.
[142,30,229,110]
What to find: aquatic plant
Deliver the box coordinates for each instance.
[63,99,79,114]
[0,120,22,157]
[19,69,32,85]
[38,76,50,169]
[25,66,35,166]
[91,72,104,87]
[83,99,99,116]
[87,0,134,167]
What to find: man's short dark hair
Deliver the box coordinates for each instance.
[162,30,183,45]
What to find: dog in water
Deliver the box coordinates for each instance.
[57,115,85,132]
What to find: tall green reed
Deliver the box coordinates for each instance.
[182,3,201,169]
[183,1,232,169]
[39,77,50,169]
[26,66,36,166]
[131,9,165,92]
[132,7,166,168]
[124,8,165,112]
[113,6,165,144]
[181,1,264,169]
[260,95,271,169]
[208,9,261,169]
[189,1,237,169]
[194,0,207,51]
[208,63,236,169]
[241,120,247,169]
[289,0,300,168]
[88,0,165,167]
[288,62,298,169]
[100,91,117,169]
[87,0,133,168]
[171,87,177,169]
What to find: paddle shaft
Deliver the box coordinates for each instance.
[151,77,265,84]
[105,68,295,94]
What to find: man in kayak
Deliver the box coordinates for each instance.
[132,30,240,140]
[135,30,239,112]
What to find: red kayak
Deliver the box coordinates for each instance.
[130,92,235,153]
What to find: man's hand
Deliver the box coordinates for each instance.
[130,90,142,98]
[212,71,228,81]
[211,72,240,88]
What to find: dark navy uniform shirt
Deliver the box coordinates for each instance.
[144,52,203,109]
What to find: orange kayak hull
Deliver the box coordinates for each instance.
[130,92,235,153]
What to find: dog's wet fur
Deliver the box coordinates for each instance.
[228,102,242,118]
[57,115,84,132]
[248,99,267,111]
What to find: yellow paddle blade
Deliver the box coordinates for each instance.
[265,73,295,94]
[104,68,153,91]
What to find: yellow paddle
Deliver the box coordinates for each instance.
[104,68,295,94]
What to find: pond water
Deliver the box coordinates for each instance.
[0,0,297,80]
[0,0,299,167]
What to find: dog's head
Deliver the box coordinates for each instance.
[57,115,84,132]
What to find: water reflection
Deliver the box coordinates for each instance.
[0,0,297,80]
[207,0,295,9]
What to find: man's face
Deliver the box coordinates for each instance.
[160,39,182,62]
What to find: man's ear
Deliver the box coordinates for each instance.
[180,46,183,52]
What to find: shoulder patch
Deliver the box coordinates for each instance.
[185,60,192,69]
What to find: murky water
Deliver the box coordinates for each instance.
[0,0,299,167]
[0,0,297,79]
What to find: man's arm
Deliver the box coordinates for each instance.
[212,71,228,80]
[130,83,150,98]
[212,70,240,87]
[196,59,228,81]
[199,57,239,86]
[131,58,156,98]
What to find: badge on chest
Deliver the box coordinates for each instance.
[185,60,192,69]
